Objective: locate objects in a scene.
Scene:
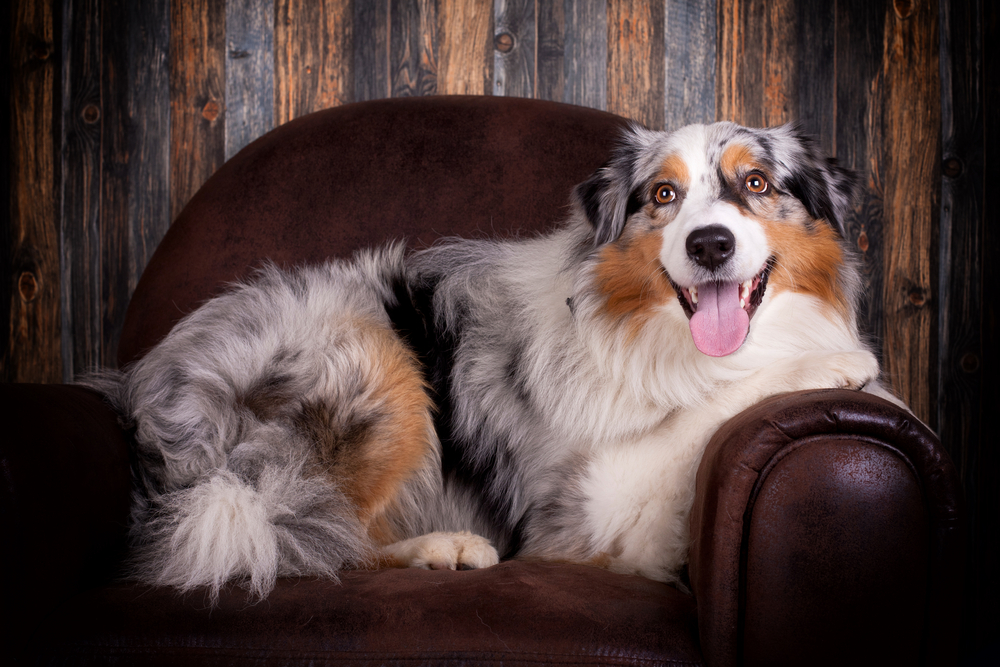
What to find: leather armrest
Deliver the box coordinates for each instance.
[688,389,963,667]
[0,383,132,649]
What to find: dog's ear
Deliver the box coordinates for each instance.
[776,126,858,235]
[575,125,652,246]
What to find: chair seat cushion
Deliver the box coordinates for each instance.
[38,562,702,666]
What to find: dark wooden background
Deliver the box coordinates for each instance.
[4,0,997,659]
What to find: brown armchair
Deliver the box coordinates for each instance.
[1,96,962,666]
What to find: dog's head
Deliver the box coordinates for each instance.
[577,122,858,357]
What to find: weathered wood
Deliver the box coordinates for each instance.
[878,0,940,424]
[535,0,564,102]
[937,0,983,462]
[664,0,715,128]
[834,0,887,368]
[608,0,665,129]
[437,0,493,95]
[225,0,275,159]
[493,0,535,98]
[61,0,103,378]
[796,0,835,148]
[170,0,225,220]
[353,0,390,101]
[563,0,606,110]
[716,0,799,128]
[390,0,438,97]
[101,0,171,367]
[276,0,353,122]
[5,0,60,383]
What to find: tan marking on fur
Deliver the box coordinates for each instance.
[654,154,690,189]
[720,142,756,177]
[594,228,673,338]
[762,219,849,316]
[300,318,434,537]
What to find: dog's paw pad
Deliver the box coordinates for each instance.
[383,531,499,571]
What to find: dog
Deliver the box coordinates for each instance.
[85,121,901,603]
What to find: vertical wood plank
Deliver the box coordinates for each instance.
[878,0,940,423]
[797,0,835,147]
[354,0,390,101]
[716,0,799,128]
[607,0,665,129]
[563,0,606,110]
[5,0,60,382]
[226,0,275,159]
[170,0,225,220]
[101,0,171,366]
[275,0,354,123]
[535,0,564,102]
[493,0,535,98]
[937,0,983,462]
[834,0,887,365]
[437,0,493,95]
[390,0,438,97]
[664,0,716,128]
[61,0,103,378]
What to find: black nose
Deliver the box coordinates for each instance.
[686,225,736,272]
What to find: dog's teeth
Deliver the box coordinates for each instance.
[690,286,698,304]
[741,280,751,301]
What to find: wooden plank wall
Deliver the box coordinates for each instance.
[2,0,995,657]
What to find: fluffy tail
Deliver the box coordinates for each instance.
[130,456,369,604]
[79,370,371,604]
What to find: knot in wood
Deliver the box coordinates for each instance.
[18,271,38,303]
[893,0,914,19]
[960,353,980,374]
[202,100,220,122]
[857,230,869,253]
[907,285,928,307]
[943,157,963,179]
[495,32,515,53]
[82,104,100,124]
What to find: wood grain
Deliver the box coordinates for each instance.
[716,0,799,128]
[535,0,564,102]
[5,0,60,382]
[61,0,103,378]
[608,0,665,129]
[390,0,438,97]
[101,0,171,367]
[664,0,716,128]
[563,0,606,109]
[493,0,535,98]
[170,0,225,220]
[834,0,887,369]
[437,0,493,95]
[878,0,940,423]
[225,0,275,159]
[353,0,390,101]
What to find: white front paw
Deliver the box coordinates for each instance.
[382,531,499,571]
[796,350,880,392]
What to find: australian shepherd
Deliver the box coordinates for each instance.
[87,121,901,603]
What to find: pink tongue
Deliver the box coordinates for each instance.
[689,281,750,357]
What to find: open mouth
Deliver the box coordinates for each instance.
[666,260,773,357]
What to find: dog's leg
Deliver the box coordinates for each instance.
[379,531,500,571]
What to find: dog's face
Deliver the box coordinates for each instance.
[578,122,857,357]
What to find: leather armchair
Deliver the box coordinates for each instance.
[1,96,962,666]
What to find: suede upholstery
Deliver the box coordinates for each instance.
[1,96,963,666]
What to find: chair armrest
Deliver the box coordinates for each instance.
[688,389,963,667]
[0,383,132,648]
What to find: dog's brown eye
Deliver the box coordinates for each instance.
[654,184,677,205]
[745,173,768,194]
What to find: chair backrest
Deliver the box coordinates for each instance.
[118,96,628,366]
